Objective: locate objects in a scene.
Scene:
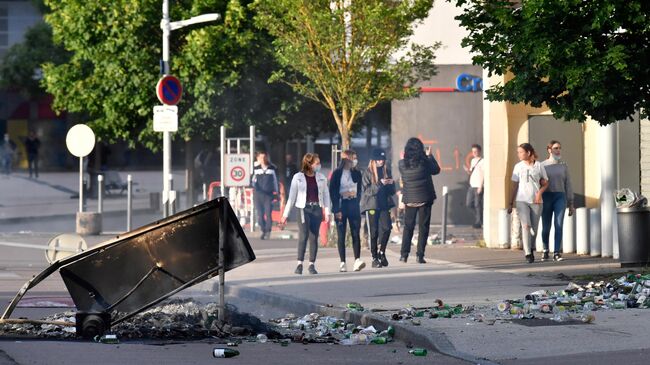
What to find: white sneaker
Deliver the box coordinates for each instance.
[339,262,347,272]
[353,259,366,272]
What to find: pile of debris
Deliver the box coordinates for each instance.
[268,311,395,346]
[490,274,650,323]
[0,298,261,340]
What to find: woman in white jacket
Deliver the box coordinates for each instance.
[280,153,331,275]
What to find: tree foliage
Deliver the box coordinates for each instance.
[0,21,69,98]
[41,0,311,151]
[452,0,650,124]
[253,0,439,149]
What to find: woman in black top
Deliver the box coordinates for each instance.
[398,138,441,263]
[360,148,396,268]
[329,150,365,272]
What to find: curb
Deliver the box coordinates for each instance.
[224,283,499,365]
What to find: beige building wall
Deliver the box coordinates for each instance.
[482,74,641,248]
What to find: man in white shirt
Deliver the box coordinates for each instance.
[465,144,484,228]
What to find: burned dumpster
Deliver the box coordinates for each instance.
[1,197,255,339]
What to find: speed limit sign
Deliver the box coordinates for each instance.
[224,154,251,187]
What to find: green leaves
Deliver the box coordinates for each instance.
[253,0,438,148]
[39,0,304,150]
[452,0,650,125]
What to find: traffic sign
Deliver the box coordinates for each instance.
[224,154,251,187]
[156,75,183,105]
[66,124,95,157]
[153,105,178,132]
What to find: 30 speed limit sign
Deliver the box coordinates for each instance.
[224,154,251,187]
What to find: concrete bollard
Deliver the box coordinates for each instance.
[590,208,601,257]
[563,209,576,254]
[510,209,522,250]
[441,186,448,245]
[576,207,590,255]
[76,211,102,235]
[535,217,552,253]
[498,209,511,248]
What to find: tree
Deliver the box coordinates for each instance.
[253,0,439,149]
[41,0,306,151]
[0,22,69,99]
[452,0,650,125]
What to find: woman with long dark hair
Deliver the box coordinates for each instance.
[398,138,441,263]
[540,140,574,262]
[280,153,331,275]
[360,148,396,268]
[508,143,548,263]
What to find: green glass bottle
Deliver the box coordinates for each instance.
[371,336,387,344]
[213,348,240,358]
[409,348,428,356]
[387,326,395,337]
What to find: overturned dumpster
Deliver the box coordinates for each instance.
[0,197,255,339]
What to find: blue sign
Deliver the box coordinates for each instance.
[456,74,483,92]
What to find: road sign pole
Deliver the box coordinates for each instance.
[220,126,226,198]
[79,157,83,213]
[163,131,171,217]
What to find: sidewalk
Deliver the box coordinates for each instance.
[0,228,646,364]
[0,170,186,221]
[207,237,645,364]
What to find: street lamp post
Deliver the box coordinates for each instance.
[160,0,219,217]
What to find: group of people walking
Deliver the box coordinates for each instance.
[0,131,40,178]
[278,137,441,275]
[508,140,574,264]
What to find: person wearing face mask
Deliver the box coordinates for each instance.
[329,150,365,272]
[280,153,331,275]
[540,140,574,262]
[361,148,396,268]
[508,143,549,264]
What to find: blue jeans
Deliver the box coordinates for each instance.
[541,192,566,253]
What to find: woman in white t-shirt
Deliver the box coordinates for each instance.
[507,143,549,263]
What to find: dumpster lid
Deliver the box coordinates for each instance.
[617,206,650,213]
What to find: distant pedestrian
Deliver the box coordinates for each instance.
[465,144,484,228]
[540,140,574,262]
[329,149,365,272]
[1,134,16,177]
[361,148,396,268]
[280,153,331,275]
[508,143,548,264]
[398,138,441,264]
[284,153,299,187]
[24,130,41,179]
[252,151,279,240]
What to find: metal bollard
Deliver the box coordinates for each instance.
[589,208,601,257]
[562,209,576,254]
[576,207,589,255]
[168,174,176,216]
[82,177,88,212]
[441,186,448,244]
[127,174,133,231]
[498,209,510,248]
[97,174,104,214]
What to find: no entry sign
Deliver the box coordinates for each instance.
[156,75,183,105]
[224,154,251,187]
